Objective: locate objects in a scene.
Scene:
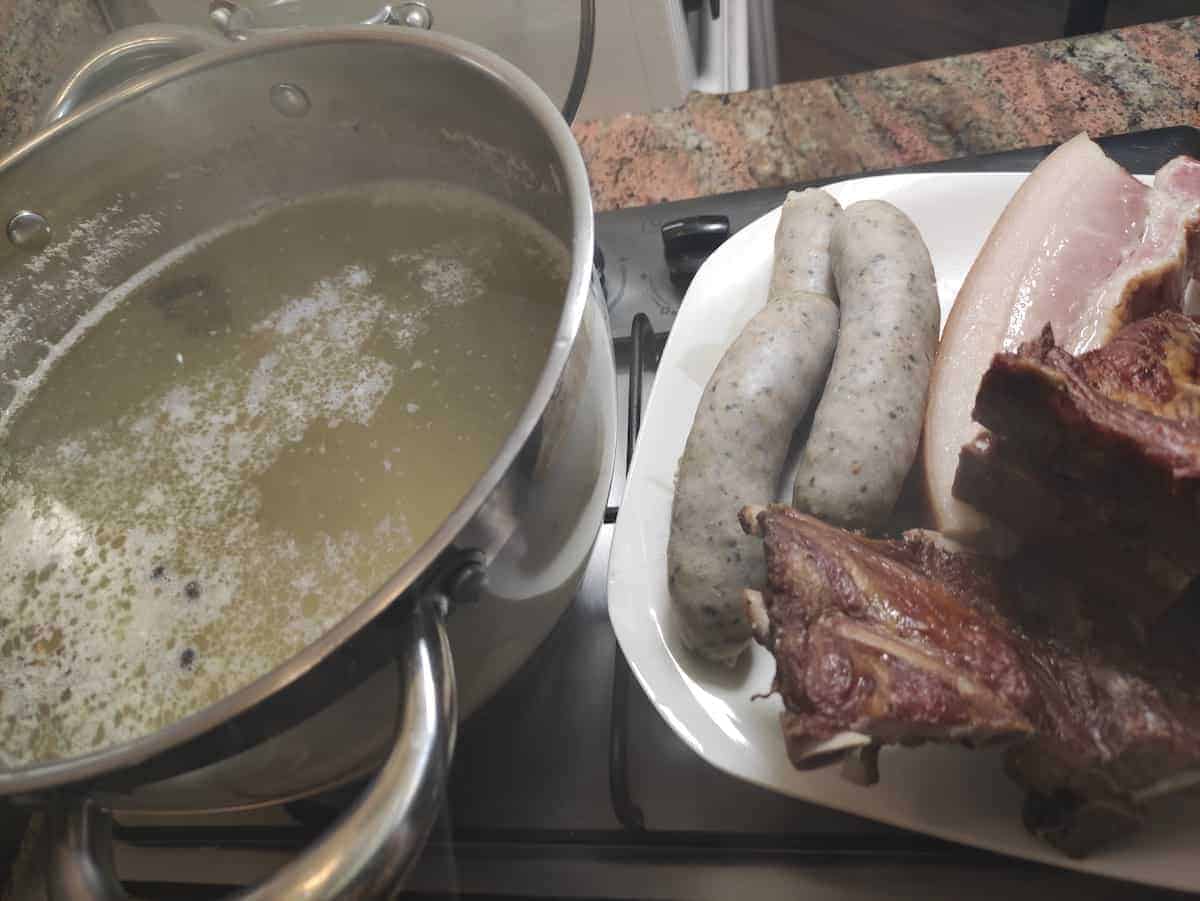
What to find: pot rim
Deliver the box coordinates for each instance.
[0,25,595,795]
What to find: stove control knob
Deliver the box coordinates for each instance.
[661,215,730,290]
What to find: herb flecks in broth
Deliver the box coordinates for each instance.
[0,182,567,766]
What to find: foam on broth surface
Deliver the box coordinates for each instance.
[0,181,568,766]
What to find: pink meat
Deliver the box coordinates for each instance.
[1064,155,1200,353]
[1157,155,1200,287]
[925,134,1200,550]
[996,148,1147,357]
[1156,153,1200,203]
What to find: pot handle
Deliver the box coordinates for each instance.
[40,24,228,128]
[43,2,595,127]
[208,0,595,122]
[47,593,456,901]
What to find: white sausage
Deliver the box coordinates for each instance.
[668,189,841,664]
[792,200,939,530]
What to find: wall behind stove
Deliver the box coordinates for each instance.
[775,0,1200,83]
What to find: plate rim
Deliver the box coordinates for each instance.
[605,169,1195,892]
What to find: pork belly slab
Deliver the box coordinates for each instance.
[924,135,1200,550]
[742,505,1200,856]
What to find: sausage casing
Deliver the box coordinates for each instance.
[668,189,840,664]
[792,200,939,530]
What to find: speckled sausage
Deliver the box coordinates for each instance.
[668,189,841,665]
[768,189,840,298]
[792,200,939,530]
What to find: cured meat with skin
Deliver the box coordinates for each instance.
[954,312,1200,623]
[1157,155,1200,316]
[924,136,1200,550]
[1064,159,1200,354]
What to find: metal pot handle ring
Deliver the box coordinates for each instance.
[41,24,229,127]
[47,594,456,900]
[41,0,595,127]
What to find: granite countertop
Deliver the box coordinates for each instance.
[2,7,1199,214]
[572,16,1200,211]
[0,0,108,146]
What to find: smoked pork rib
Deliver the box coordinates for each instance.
[742,505,1200,855]
[954,312,1200,622]
[740,506,1035,758]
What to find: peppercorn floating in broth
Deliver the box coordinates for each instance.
[0,180,568,766]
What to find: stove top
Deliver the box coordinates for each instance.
[111,128,1200,900]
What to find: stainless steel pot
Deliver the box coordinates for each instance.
[0,25,616,898]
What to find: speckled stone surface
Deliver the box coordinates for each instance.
[0,0,109,151]
[573,17,1200,211]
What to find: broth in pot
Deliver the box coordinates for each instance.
[0,180,568,766]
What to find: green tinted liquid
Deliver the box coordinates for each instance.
[0,181,567,765]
